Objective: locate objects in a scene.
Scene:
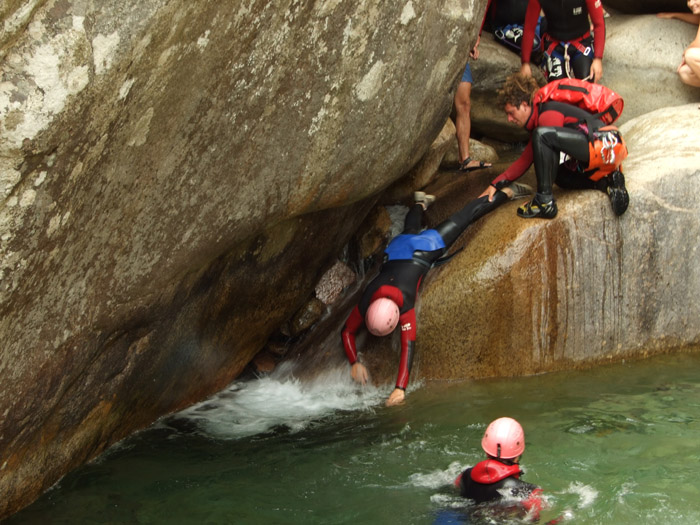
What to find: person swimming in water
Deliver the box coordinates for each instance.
[455,417,544,521]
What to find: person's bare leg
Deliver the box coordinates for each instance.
[455,80,473,164]
[454,81,492,170]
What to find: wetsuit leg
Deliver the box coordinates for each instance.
[402,204,424,234]
[555,164,598,190]
[545,48,566,81]
[544,39,566,82]
[434,192,508,248]
[571,52,593,80]
[532,126,589,200]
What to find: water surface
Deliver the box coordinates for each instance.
[7,352,700,524]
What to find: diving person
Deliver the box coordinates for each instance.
[342,186,531,407]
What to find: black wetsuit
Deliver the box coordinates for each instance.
[492,100,605,201]
[342,193,507,391]
[521,0,606,80]
[456,459,543,519]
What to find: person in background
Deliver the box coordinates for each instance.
[455,417,544,520]
[454,0,541,173]
[479,73,629,219]
[454,45,492,173]
[520,0,607,82]
[342,185,531,406]
[658,0,700,87]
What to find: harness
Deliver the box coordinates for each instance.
[544,30,593,79]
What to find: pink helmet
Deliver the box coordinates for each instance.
[481,417,525,459]
[365,298,400,336]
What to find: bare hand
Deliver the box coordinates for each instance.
[479,185,498,202]
[385,388,405,407]
[470,36,481,60]
[351,362,369,384]
[520,63,532,77]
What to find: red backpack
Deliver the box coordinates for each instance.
[534,79,627,180]
[533,78,624,125]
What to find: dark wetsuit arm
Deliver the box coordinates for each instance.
[520,0,541,64]
[395,309,416,390]
[588,0,606,58]
[342,306,363,365]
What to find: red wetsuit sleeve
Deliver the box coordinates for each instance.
[342,305,363,365]
[522,487,545,517]
[587,0,606,58]
[395,309,417,390]
[520,0,542,64]
[491,141,534,186]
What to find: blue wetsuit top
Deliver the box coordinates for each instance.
[384,230,446,261]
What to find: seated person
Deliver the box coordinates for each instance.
[658,1,700,87]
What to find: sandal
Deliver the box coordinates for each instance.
[458,156,492,172]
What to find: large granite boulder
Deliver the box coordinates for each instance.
[0,0,488,518]
[604,14,700,123]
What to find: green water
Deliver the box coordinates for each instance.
[7,352,700,524]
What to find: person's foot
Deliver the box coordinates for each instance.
[606,170,629,216]
[517,195,558,219]
[458,157,492,172]
[414,191,436,209]
[503,182,533,200]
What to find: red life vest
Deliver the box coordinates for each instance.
[470,459,522,484]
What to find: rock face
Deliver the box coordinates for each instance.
[2,0,699,518]
[604,14,700,123]
[0,0,486,518]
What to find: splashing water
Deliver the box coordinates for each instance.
[163,362,387,439]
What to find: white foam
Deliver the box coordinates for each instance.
[565,481,599,508]
[408,460,465,489]
[169,362,386,439]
